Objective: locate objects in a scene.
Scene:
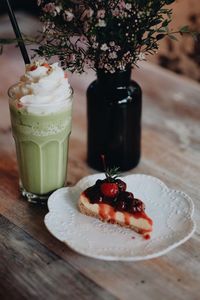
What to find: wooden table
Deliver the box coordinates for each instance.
[0,48,200,300]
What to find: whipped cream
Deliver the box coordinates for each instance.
[11,61,72,115]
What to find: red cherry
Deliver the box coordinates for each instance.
[115,200,126,211]
[115,192,133,212]
[116,179,127,192]
[100,182,119,198]
[125,192,134,201]
[129,199,145,213]
[95,179,104,187]
[95,194,104,204]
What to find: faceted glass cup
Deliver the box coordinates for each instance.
[8,84,73,204]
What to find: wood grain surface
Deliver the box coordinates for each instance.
[0,44,200,300]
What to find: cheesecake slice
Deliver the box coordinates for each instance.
[78,172,153,239]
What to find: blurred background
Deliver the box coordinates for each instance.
[152,0,200,82]
[0,0,200,82]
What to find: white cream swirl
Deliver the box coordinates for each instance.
[12,62,72,115]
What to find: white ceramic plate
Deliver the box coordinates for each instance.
[44,174,195,261]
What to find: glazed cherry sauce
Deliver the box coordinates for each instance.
[84,179,145,214]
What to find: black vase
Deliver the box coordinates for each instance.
[87,68,142,171]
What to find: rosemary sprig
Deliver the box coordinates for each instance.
[101,154,120,182]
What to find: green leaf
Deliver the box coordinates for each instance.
[158,27,168,33]
[179,25,190,33]
[162,20,170,27]
[168,34,178,41]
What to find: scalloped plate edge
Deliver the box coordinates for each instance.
[44,212,196,261]
[44,173,196,261]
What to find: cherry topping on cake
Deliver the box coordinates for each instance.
[116,199,127,211]
[124,191,134,201]
[99,161,120,198]
[84,155,146,214]
[116,179,127,192]
[80,156,152,239]
[95,179,104,187]
[100,182,119,198]
[95,194,104,203]
[129,199,145,213]
[116,192,133,212]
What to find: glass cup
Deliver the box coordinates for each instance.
[8,84,73,204]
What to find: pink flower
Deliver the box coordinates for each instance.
[42,21,55,32]
[125,3,132,10]
[81,8,94,20]
[104,63,114,73]
[101,43,108,51]
[109,51,117,59]
[92,42,99,49]
[85,59,95,68]
[43,3,56,14]
[115,45,121,51]
[109,41,115,47]
[98,61,104,69]
[97,9,105,19]
[90,35,96,42]
[138,52,146,61]
[55,5,62,14]
[63,10,74,22]
[96,19,106,27]
[112,8,120,17]
[118,1,126,9]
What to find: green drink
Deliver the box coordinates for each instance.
[8,62,73,203]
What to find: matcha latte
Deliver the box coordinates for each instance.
[8,62,73,203]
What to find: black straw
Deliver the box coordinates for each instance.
[5,0,30,64]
